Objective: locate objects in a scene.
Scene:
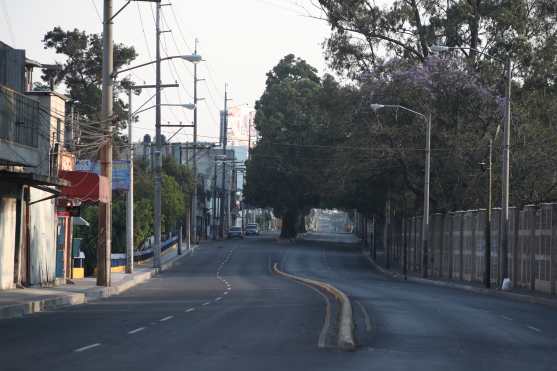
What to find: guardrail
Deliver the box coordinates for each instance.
[133,236,179,262]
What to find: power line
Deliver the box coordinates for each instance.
[90,0,102,21]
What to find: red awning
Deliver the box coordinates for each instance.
[59,170,110,203]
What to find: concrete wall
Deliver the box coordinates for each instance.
[0,184,18,290]
[28,188,56,286]
[386,203,557,295]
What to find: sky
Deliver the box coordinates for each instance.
[0,0,332,144]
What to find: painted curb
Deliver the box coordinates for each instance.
[0,246,198,320]
[363,253,557,309]
[272,263,356,351]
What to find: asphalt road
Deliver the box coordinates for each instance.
[1,233,556,371]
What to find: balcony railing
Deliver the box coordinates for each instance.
[0,85,40,148]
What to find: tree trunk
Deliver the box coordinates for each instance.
[280,209,299,239]
[469,0,481,61]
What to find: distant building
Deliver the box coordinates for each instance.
[133,139,238,240]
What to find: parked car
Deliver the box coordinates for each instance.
[245,223,259,236]
[228,226,243,239]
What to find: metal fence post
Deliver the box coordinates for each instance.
[178,225,183,255]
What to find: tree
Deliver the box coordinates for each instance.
[41,27,138,158]
[314,0,557,214]
[245,55,325,238]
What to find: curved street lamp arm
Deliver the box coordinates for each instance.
[383,104,428,122]
[113,56,181,78]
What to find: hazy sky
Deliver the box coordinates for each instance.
[0,0,332,143]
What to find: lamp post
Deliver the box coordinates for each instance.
[431,44,512,285]
[371,104,432,278]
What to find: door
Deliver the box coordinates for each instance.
[55,217,66,278]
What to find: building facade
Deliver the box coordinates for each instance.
[0,40,100,289]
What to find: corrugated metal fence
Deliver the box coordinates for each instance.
[385,204,557,295]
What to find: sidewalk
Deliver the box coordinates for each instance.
[362,246,557,309]
[0,244,198,320]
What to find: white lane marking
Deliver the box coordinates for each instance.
[528,326,541,333]
[74,343,101,352]
[128,327,145,335]
[502,315,513,321]
[185,308,195,313]
[215,297,222,301]
[159,316,174,322]
[203,302,210,306]
[224,291,229,295]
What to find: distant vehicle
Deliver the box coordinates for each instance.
[245,223,259,236]
[228,226,243,239]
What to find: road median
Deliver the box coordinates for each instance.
[272,262,356,351]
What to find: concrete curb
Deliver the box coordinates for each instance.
[362,253,557,309]
[272,262,356,351]
[0,246,198,320]
[0,292,86,319]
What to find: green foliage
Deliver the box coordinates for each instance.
[246,55,361,236]
[161,174,186,233]
[76,158,193,273]
[280,0,557,216]
[245,55,327,237]
[41,27,137,121]
[41,27,138,159]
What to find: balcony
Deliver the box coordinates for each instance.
[0,84,47,174]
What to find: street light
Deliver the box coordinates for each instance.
[134,103,196,116]
[371,103,432,278]
[113,54,201,78]
[431,44,512,286]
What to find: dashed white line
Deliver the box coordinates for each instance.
[74,343,101,352]
[215,297,222,301]
[128,327,145,334]
[203,302,210,306]
[224,291,229,295]
[501,315,513,321]
[185,308,195,313]
[159,316,174,322]
[528,326,541,333]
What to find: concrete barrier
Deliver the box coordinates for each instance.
[272,263,356,351]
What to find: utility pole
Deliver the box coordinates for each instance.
[384,192,391,269]
[153,0,162,269]
[212,159,218,240]
[228,160,234,228]
[422,113,432,278]
[220,85,229,239]
[192,39,199,244]
[484,139,493,288]
[98,0,113,286]
[500,58,512,284]
[126,88,134,273]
